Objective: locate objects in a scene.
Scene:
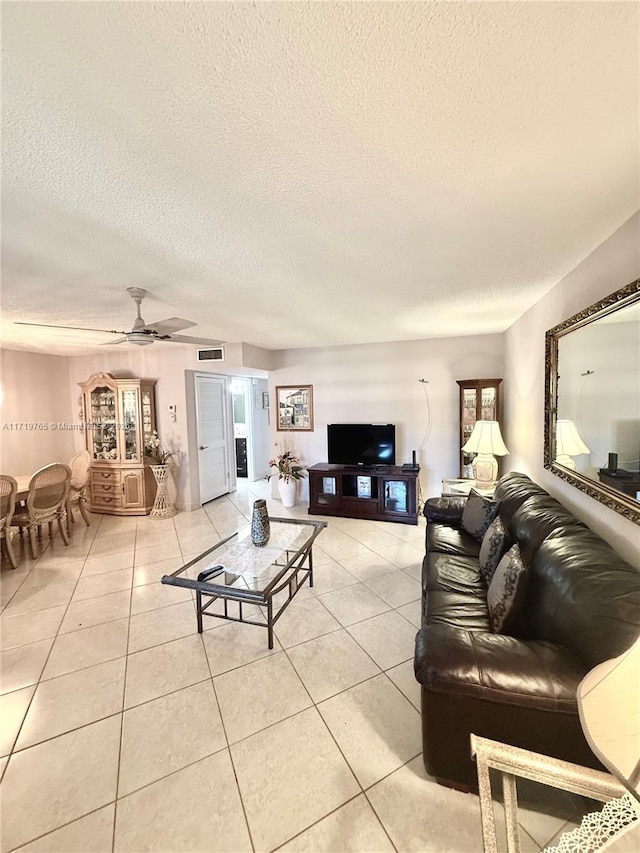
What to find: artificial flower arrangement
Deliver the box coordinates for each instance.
[144,431,177,465]
[267,448,305,483]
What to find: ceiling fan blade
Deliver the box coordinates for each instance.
[14,322,125,334]
[146,317,197,336]
[165,334,225,346]
[102,338,128,346]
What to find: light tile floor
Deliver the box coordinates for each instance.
[0,480,585,852]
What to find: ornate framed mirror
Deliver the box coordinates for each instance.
[544,279,640,525]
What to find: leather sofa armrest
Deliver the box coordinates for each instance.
[424,497,466,524]
[414,624,585,711]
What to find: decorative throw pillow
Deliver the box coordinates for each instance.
[487,544,528,634]
[479,516,510,585]
[461,489,500,542]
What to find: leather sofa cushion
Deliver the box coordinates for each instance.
[415,624,586,712]
[424,588,490,630]
[423,552,485,594]
[426,523,481,558]
[508,495,587,565]
[529,533,640,669]
[494,472,550,529]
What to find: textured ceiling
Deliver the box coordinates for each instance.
[1,1,639,355]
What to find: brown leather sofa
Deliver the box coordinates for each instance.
[414,471,640,791]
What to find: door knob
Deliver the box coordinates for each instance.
[199,445,209,450]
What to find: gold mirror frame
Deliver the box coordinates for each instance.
[544,278,640,525]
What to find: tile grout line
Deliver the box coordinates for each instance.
[202,612,258,853]
[110,514,142,853]
[1,516,104,771]
[3,802,116,853]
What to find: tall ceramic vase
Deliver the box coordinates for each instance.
[278,477,297,508]
[251,499,270,546]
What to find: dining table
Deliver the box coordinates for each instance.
[13,475,74,510]
[14,476,31,503]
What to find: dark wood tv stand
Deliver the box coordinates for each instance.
[307,463,418,525]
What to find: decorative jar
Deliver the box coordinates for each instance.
[251,499,270,546]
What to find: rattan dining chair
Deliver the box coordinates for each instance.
[1,475,19,568]
[66,449,91,530]
[11,463,71,559]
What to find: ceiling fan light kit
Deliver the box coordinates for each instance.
[126,332,155,346]
[15,288,224,348]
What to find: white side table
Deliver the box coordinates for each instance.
[442,478,495,497]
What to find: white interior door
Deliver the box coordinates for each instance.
[195,374,230,504]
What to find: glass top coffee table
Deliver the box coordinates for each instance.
[161,516,327,648]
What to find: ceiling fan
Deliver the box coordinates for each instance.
[15,287,224,347]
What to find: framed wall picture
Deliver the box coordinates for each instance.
[275,385,314,431]
[262,392,270,409]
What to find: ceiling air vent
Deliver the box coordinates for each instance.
[197,347,225,362]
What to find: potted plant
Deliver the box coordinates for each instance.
[144,431,178,518]
[144,431,177,466]
[267,448,305,507]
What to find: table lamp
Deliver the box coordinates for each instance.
[578,632,640,801]
[462,420,509,486]
[555,419,590,469]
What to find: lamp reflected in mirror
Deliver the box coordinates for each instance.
[462,420,509,486]
[555,419,590,470]
[545,279,640,524]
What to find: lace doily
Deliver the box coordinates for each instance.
[544,792,640,853]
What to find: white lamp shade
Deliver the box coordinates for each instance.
[555,419,590,456]
[578,633,640,800]
[462,421,509,456]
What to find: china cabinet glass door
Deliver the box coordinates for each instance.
[461,388,477,458]
[121,389,140,462]
[457,379,502,478]
[141,389,153,448]
[90,385,117,460]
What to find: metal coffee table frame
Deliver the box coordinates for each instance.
[161,517,327,648]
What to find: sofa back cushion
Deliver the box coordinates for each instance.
[508,494,588,566]
[528,532,640,668]
[494,472,550,529]
[426,523,481,558]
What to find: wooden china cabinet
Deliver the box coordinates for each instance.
[456,378,502,478]
[79,372,157,515]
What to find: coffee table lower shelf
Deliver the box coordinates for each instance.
[161,517,327,649]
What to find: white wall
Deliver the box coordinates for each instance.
[0,349,75,473]
[504,211,640,567]
[267,334,504,502]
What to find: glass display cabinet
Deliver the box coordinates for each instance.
[80,372,157,515]
[456,379,502,478]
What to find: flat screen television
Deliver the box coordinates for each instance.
[327,423,396,467]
